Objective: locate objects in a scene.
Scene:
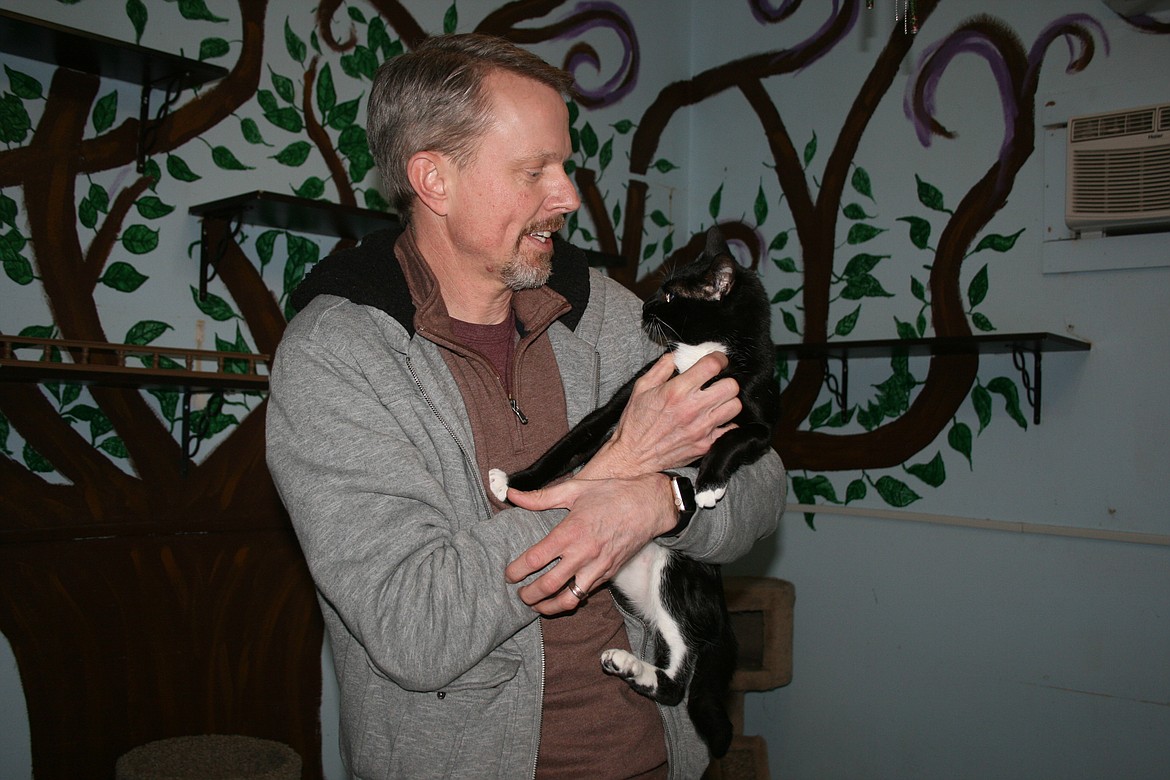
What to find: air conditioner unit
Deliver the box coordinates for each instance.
[1065,102,1170,234]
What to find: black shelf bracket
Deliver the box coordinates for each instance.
[197,211,244,300]
[137,73,185,174]
[1011,345,1042,425]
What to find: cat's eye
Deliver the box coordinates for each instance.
[663,293,674,303]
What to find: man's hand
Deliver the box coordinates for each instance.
[503,472,675,615]
[578,351,741,481]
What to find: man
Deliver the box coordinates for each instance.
[266,33,785,779]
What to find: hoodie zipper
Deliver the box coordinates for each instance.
[405,357,493,517]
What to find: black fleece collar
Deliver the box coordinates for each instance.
[289,227,591,335]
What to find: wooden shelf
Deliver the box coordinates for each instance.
[776,332,1090,425]
[0,336,268,392]
[189,191,402,300]
[0,9,227,90]
[0,9,228,172]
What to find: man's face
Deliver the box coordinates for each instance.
[443,70,581,290]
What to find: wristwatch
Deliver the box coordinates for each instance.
[658,472,697,538]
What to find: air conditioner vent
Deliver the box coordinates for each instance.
[1066,103,1170,233]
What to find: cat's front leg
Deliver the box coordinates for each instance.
[693,423,774,507]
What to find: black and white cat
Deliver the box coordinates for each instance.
[489,225,779,757]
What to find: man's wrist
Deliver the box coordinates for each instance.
[657,472,696,538]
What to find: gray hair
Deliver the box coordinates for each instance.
[367,34,575,218]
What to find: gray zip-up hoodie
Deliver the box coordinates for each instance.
[266,229,786,779]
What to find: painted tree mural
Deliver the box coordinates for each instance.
[1,0,1164,776]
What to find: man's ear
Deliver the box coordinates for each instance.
[407,151,449,217]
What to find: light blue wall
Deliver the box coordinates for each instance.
[2,1,1168,778]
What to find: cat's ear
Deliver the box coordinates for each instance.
[705,224,730,258]
[709,255,736,299]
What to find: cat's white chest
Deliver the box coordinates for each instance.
[672,342,727,373]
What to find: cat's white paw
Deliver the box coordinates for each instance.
[488,468,510,502]
[600,648,657,690]
[695,485,726,508]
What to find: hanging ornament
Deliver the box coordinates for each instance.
[865,0,917,35]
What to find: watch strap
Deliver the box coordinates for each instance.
[658,472,696,538]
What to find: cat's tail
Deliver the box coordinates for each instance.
[686,619,737,758]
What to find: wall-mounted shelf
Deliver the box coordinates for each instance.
[776,332,1090,424]
[189,191,402,300]
[0,9,228,173]
[1,336,269,471]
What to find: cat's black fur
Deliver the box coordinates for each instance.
[489,225,779,758]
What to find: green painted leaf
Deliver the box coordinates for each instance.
[199,37,230,61]
[612,201,621,230]
[709,184,723,220]
[257,89,279,114]
[916,311,927,337]
[652,158,678,174]
[972,312,995,332]
[662,232,673,255]
[895,318,917,341]
[212,145,253,171]
[274,141,312,166]
[340,46,379,80]
[915,174,949,213]
[769,231,789,252]
[896,216,931,249]
[809,401,833,429]
[771,287,798,304]
[906,451,946,487]
[338,125,369,158]
[0,93,31,144]
[88,183,109,213]
[294,176,326,200]
[364,189,390,212]
[327,98,360,130]
[987,376,1028,429]
[845,478,866,504]
[580,122,599,158]
[968,264,989,307]
[238,117,266,145]
[851,167,874,201]
[79,198,99,229]
[135,195,175,219]
[147,388,179,423]
[189,286,236,321]
[840,273,894,300]
[92,91,118,134]
[834,305,861,337]
[910,276,926,302]
[271,71,296,104]
[100,261,149,292]
[317,64,337,114]
[973,228,1024,254]
[650,210,671,228]
[781,309,800,335]
[443,3,458,33]
[23,442,55,473]
[803,513,817,530]
[599,138,613,175]
[972,384,992,433]
[166,154,201,182]
[120,224,159,254]
[264,106,303,133]
[2,248,34,285]
[874,475,921,508]
[612,119,634,134]
[126,0,147,44]
[772,256,797,273]
[124,320,171,346]
[642,242,658,261]
[949,421,973,468]
[255,229,280,268]
[285,234,321,294]
[803,132,817,166]
[842,203,871,220]
[754,183,768,226]
[0,412,10,456]
[843,252,886,278]
[792,474,841,504]
[0,193,17,227]
[178,0,228,23]
[5,66,42,100]
[846,223,885,245]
